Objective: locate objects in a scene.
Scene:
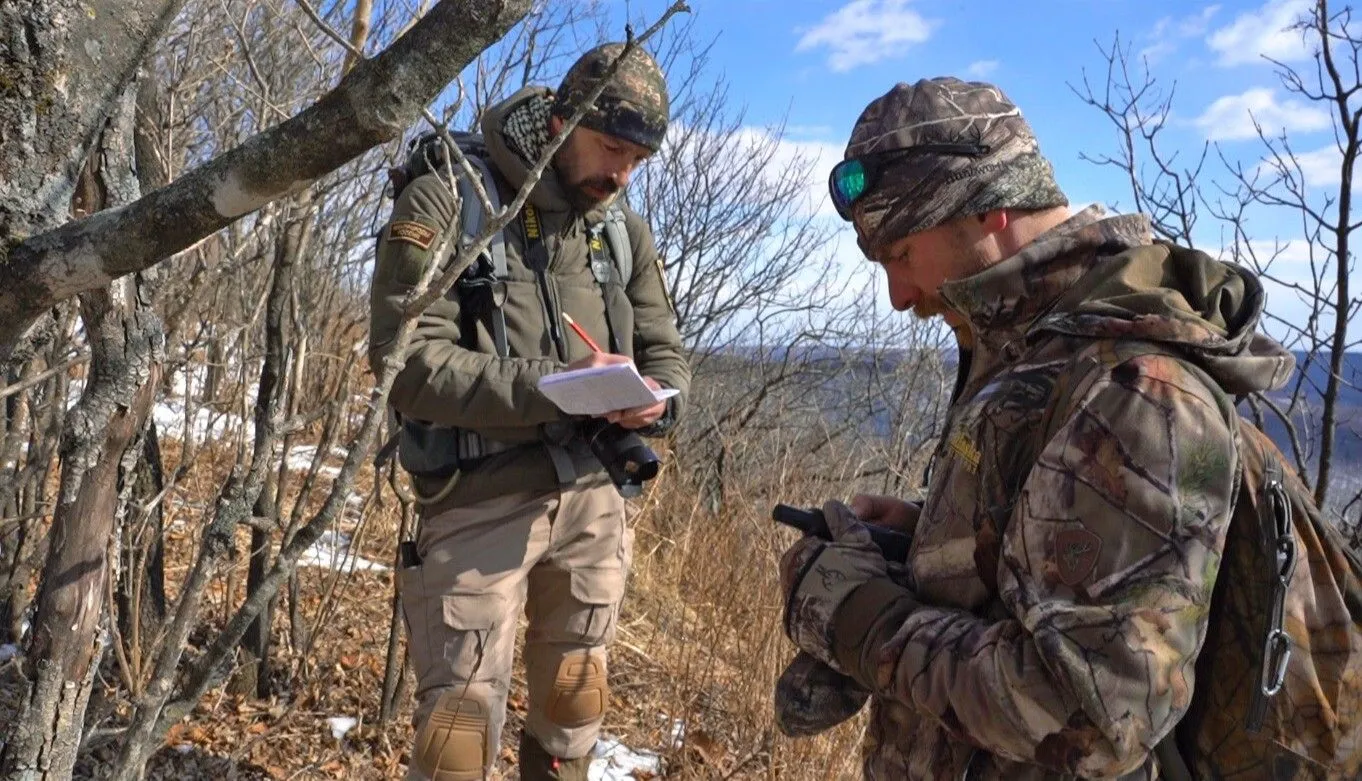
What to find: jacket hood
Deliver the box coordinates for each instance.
[943,207,1295,395]
[481,86,615,224]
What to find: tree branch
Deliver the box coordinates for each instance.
[0,0,534,348]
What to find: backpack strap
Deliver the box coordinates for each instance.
[1234,419,1297,733]
[587,226,621,353]
[455,153,509,358]
[602,204,633,286]
[584,203,634,354]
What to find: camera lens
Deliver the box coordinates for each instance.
[581,420,661,495]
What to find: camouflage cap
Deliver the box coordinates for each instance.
[553,43,670,153]
[844,76,1068,255]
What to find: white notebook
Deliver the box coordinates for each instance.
[537,362,678,416]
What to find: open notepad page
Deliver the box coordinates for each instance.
[536,362,679,417]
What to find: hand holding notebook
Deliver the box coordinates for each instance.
[537,360,678,417]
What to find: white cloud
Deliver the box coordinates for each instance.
[1207,0,1313,66]
[1193,87,1330,140]
[785,124,837,138]
[734,128,845,218]
[965,60,999,78]
[1237,238,1317,265]
[1140,5,1221,63]
[1291,144,1351,188]
[1252,143,1352,189]
[1253,142,1351,188]
[1138,40,1176,63]
[660,122,845,219]
[795,0,937,73]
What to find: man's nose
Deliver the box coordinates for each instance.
[887,275,918,312]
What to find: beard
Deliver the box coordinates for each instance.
[911,297,947,320]
[552,156,619,213]
[913,238,993,322]
[566,175,619,212]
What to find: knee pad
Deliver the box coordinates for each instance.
[412,689,491,781]
[545,650,608,729]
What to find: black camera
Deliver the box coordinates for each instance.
[580,419,660,497]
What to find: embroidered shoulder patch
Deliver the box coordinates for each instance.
[1055,528,1103,586]
[388,220,437,250]
[948,433,981,473]
[655,256,675,313]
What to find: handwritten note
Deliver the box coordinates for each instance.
[537,363,678,416]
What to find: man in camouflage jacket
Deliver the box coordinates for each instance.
[369,44,689,781]
[776,77,1296,779]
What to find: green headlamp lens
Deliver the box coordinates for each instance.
[829,159,867,219]
[827,143,991,222]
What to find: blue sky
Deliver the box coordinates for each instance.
[596,0,1345,344]
[671,0,1325,207]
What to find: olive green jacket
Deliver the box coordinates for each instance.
[368,87,690,507]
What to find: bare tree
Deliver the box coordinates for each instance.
[1212,0,1362,512]
[1075,2,1362,524]
[1070,33,1210,247]
[0,1,542,777]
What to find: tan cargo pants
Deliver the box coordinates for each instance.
[400,474,630,780]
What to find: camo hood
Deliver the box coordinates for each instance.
[941,205,1296,396]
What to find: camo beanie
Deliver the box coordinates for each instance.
[552,42,670,152]
[844,77,1068,254]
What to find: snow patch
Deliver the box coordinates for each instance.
[589,736,663,780]
[326,716,358,740]
[298,530,387,573]
[284,445,346,478]
[0,644,18,663]
[151,398,248,442]
[667,717,685,748]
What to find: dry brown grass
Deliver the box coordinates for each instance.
[4,421,879,780]
[612,465,868,780]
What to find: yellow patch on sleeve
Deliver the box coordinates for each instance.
[655,257,675,313]
[949,433,981,473]
[388,220,438,250]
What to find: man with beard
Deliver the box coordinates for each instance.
[773,76,1315,779]
[368,43,689,781]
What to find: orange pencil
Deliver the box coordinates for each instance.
[561,312,603,353]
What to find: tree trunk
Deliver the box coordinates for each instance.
[0,288,161,781]
[241,190,314,698]
[115,423,168,686]
[0,76,165,780]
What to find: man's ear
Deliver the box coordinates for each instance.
[978,209,1008,235]
[549,113,564,136]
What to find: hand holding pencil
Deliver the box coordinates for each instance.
[560,311,667,428]
[562,312,604,353]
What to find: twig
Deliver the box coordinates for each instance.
[0,354,89,401]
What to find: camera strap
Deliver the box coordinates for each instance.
[522,204,568,360]
[587,227,622,353]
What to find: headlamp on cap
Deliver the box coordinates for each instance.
[828,142,991,221]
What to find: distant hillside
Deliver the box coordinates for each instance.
[1251,352,1362,513]
[726,344,1362,509]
